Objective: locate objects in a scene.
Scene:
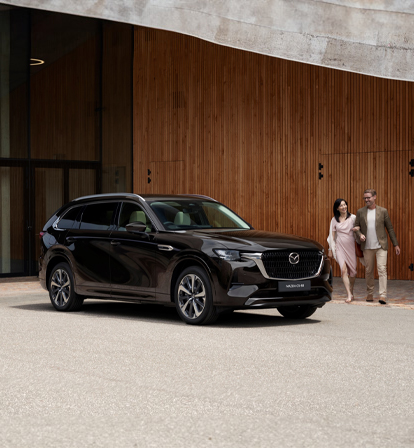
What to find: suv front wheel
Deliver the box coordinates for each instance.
[174,266,218,325]
[48,262,84,311]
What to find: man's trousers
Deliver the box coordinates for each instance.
[363,248,388,298]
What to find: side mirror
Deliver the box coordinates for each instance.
[126,221,147,234]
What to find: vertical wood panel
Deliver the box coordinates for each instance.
[133,27,414,280]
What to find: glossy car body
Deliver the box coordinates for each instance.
[39,193,332,324]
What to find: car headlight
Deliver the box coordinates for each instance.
[213,249,241,261]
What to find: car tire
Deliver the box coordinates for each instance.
[277,305,317,319]
[174,266,218,325]
[48,262,84,311]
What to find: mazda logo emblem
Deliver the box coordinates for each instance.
[289,252,300,265]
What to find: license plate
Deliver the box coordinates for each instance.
[278,280,311,292]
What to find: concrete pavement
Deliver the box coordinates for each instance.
[0,277,413,447]
[330,277,414,309]
[1,276,413,308]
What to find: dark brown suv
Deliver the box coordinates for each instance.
[39,193,332,325]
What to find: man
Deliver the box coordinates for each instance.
[354,189,400,304]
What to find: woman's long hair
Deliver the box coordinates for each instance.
[333,198,351,222]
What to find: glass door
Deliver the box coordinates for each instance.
[0,165,27,276]
[33,167,64,274]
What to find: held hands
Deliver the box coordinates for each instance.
[349,226,399,254]
[349,240,400,254]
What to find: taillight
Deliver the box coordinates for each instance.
[39,231,45,239]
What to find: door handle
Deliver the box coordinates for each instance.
[66,237,75,243]
[111,240,120,246]
[158,244,173,251]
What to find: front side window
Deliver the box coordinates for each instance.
[79,202,117,231]
[148,200,251,230]
[117,202,152,232]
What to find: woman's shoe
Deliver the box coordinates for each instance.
[345,296,354,303]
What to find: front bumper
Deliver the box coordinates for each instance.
[213,256,333,308]
[243,287,331,307]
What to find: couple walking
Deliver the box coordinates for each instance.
[327,189,400,304]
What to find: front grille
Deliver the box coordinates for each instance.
[261,250,323,279]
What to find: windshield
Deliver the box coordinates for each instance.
[148,199,251,230]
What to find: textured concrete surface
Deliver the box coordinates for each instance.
[0,278,413,447]
[1,276,413,307]
[331,277,414,309]
[3,0,414,81]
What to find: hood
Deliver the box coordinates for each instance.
[191,229,323,252]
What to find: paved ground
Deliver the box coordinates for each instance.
[1,276,413,307]
[330,278,414,309]
[0,278,413,447]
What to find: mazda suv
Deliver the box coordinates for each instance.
[39,193,332,325]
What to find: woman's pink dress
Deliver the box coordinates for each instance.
[331,217,357,277]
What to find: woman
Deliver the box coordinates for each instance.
[327,198,359,303]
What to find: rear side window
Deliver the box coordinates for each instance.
[57,206,82,230]
[80,202,118,231]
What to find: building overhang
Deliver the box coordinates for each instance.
[2,0,414,82]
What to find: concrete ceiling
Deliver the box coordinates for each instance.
[3,0,414,82]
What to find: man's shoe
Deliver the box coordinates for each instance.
[366,295,374,302]
[379,298,387,305]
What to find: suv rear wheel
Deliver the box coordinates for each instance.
[48,262,84,311]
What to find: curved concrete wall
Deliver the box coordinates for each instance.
[3,0,414,81]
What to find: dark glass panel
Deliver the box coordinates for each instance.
[30,11,100,161]
[34,167,64,271]
[0,6,29,159]
[101,22,133,193]
[0,166,25,274]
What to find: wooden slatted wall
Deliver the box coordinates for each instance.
[133,27,414,281]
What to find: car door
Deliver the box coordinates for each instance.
[65,201,117,297]
[109,201,159,300]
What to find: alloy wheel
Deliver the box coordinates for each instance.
[50,268,71,307]
[177,273,206,319]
